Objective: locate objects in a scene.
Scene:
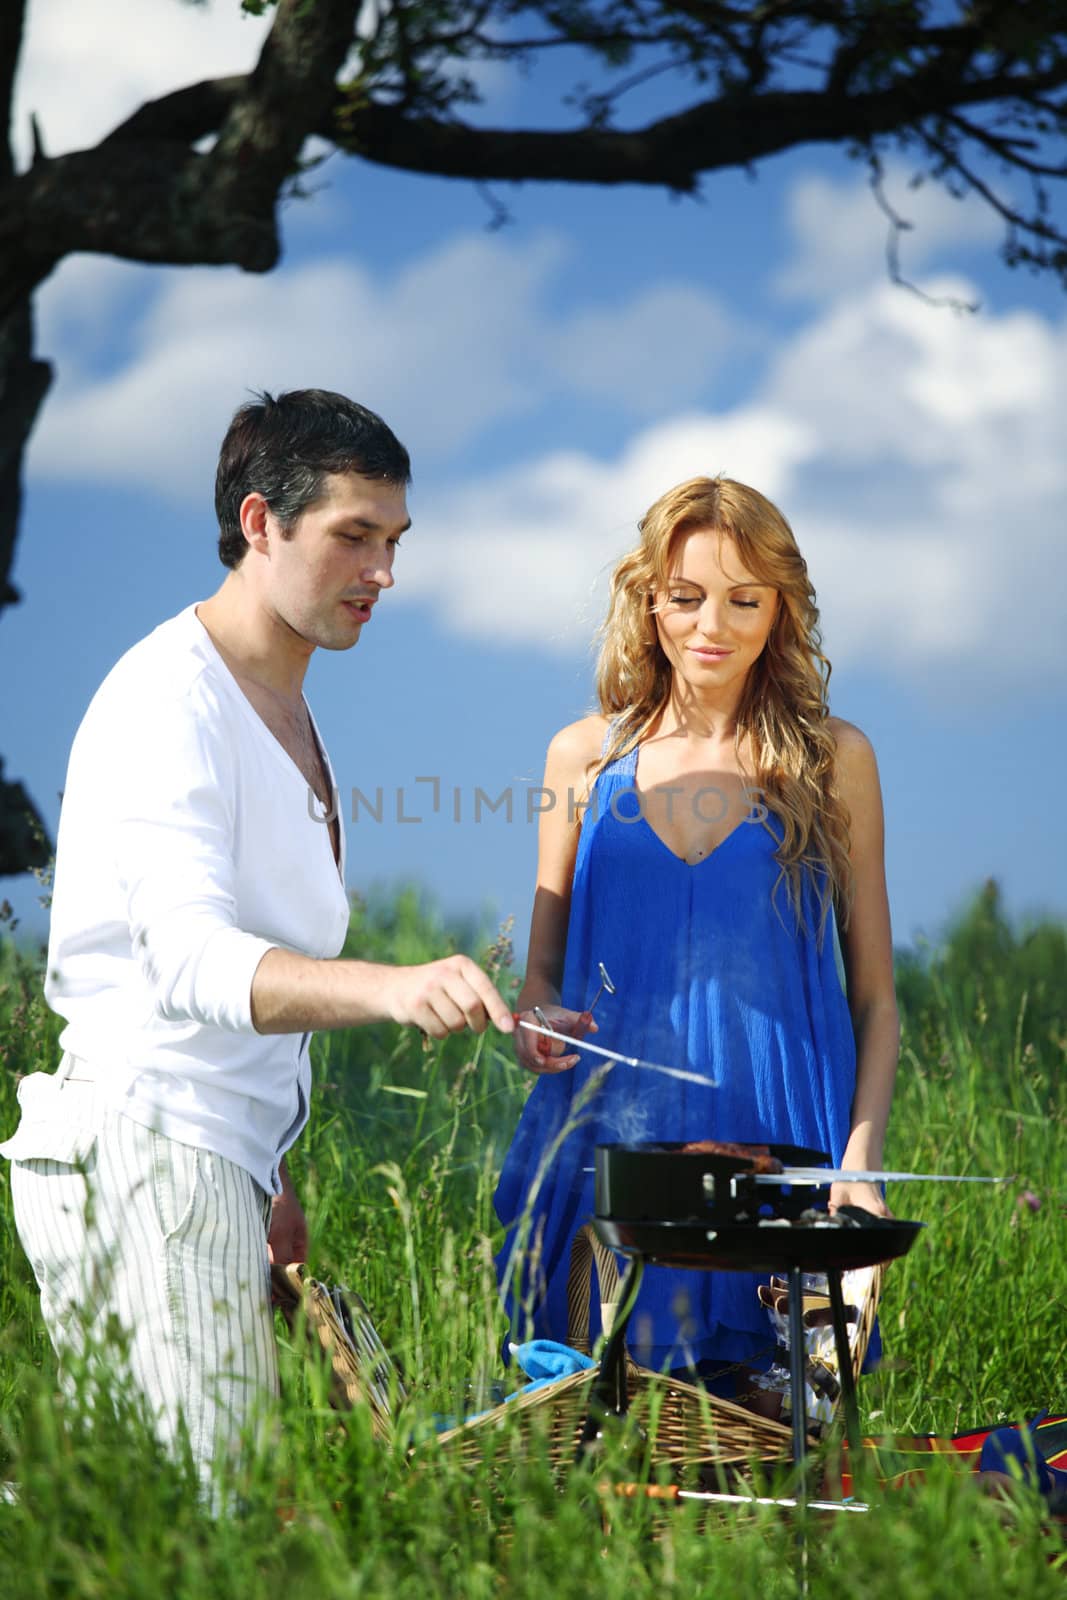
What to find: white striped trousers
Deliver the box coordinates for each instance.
[9,1086,279,1495]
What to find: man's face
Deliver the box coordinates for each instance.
[255,471,410,653]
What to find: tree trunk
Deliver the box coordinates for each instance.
[0,294,53,875]
[0,296,51,612]
[0,0,358,877]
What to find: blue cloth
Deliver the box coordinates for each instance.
[430,1340,595,1430]
[506,1339,596,1397]
[495,745,863,1374]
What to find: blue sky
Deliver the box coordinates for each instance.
[4,0,1066,960]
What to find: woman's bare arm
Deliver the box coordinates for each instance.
[514,715,607,1072]
[830,719,900,1214]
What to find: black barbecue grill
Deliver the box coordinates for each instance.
[581,1140,925,1475]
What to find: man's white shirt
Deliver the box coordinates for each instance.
[5,605,350,1194]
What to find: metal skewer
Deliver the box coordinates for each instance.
[603,1483,869,1515]
[586,961,616,1013]
[517,1018,718,1088]
[752,1168,1011,1186]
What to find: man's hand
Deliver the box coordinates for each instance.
[268,1164,309,1266]
[252,947,517,1037]
[382,954,517,1039]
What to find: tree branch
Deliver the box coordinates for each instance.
[869,157,981,313]
[0,7,1059,314]
[0,0,359,317]
[925,127,1067,248]
[943,108,1067,178]
[103,75,246,148]
[328,65,1067,188]
[194,0,358,222]
[0,142,268,318]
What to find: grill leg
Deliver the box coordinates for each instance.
[787,1264,809,1481]
[826,1268,861,1453]
[787,1264,811,1595]
[577,1254,645,1462]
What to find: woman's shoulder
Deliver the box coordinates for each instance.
[546,714,611,765]
[826,715,873,753]
[826,717,882,801]
[541,714,611,800]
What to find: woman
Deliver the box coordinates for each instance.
[494,476,898,1392]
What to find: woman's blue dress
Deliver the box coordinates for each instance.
[494,746,860,1375]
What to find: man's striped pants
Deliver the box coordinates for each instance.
[6,1068,279,1499]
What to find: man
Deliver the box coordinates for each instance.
[1,389,513,1494]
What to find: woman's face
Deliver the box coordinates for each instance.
[653,528,780,697]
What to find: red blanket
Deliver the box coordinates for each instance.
[835,1414,1067,1497]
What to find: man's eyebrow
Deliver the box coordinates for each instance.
[337,514,412,534]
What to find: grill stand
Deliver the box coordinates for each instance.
[785,1265,861,1492]
[577,1253,863,1491]
[577,1255,645,1458]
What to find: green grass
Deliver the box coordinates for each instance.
[0,882,1064,1595]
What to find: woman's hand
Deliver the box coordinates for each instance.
[828,1179,894,1219]
[514,1005,598,1075]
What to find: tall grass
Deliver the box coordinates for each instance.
[0,882,1064,1594]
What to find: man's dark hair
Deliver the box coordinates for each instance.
[215,389,412,568]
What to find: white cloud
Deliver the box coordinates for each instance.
[13,0,271,167]
[775,166,1001,303]
[768,274,1064,467]
[23,154,1067,690]
[31,239,1067,686]
[406,275,1067,683]
[396,408,818,651]
[30,239,555,483]
[547,285,744,412]
[34,255,148,367]
[29,233,739,483]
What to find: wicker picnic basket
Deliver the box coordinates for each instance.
[271,1261,404,1442]
[436,1226,810,1477]
[272,1234,883,1476]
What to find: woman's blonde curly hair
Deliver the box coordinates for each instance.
[592,476,853,934]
